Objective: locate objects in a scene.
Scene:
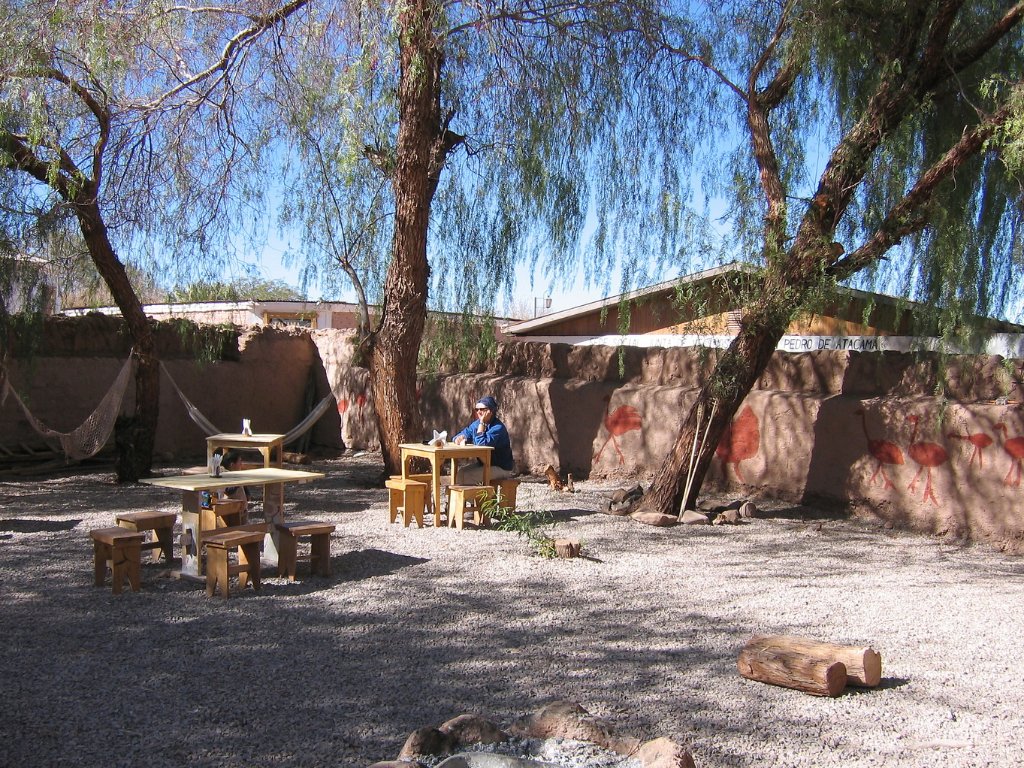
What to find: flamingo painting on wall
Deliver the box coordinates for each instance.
[854,408,904,489]
[716,405,760,482]
[995,422,1024,487]
[906,414,949,505]
[945,429,993,469]
[594,396,643,466]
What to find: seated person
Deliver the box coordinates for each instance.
[452,395,516,484]
[215,449,249,511]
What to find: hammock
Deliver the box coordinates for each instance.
[1,354,135,462]
[159,362,221,436]
[161,362,336,447]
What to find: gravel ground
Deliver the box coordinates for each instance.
[1,452,1022,768]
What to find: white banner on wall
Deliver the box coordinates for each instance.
[526,334,1024,358]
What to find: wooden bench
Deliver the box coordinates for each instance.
[490,478,521,514]
[204,497,248,528]
[115,511,177,563]
[203,530,264,598]
[447,485,494,530]
[385,477,426,528]
[275,521,335,580]
[90,527,146,594]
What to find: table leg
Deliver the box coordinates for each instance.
[432,460,443,526]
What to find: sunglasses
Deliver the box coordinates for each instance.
[475,407,490,412]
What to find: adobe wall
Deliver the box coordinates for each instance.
[5,320,1024,552]
[407,342,1024,553]
[1,315,341,460]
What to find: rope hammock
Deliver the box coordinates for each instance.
[160,362,335,447]
[0,354,135,462]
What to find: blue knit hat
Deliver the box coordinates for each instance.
[475,395,498,412]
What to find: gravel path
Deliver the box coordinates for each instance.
[1,453,1022,768]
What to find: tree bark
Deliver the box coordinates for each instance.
[75,197,158,482]
[738,635,849,697]
[369,0,462,477]
[740,635,882,688]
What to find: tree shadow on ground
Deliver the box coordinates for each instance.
[0,518,82,533]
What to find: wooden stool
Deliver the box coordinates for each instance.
[210,498,248,526]
[385,477,426,528]
[448,485,494,530]
[484,478,521,524]
[404,473,434,516]
[90,527,145,594]
[275,521,335,580]
[203,530,264,598]
[115,511,176,563]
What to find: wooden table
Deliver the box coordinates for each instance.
[207,433,284,468]
[141,467,324,577]
[399,443,492,524]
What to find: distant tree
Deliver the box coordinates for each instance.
[168,277,306,303]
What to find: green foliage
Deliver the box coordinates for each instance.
[157,318,236,365]
[418,309,498,374]
[482,494,558,558]
[167,277,305,303]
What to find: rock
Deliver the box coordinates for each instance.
[604,503,634,516]
[398,727,459,761]
[367,762,426,768]
[713,509,741,525]
[637,737,696,768]
[680,510,710,525]
[507,700,641,755]
[440,714,508,747]
[630,510,677,527]
[739,501,758,518]
[436,756,551,768]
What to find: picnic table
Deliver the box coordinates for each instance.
[399,442,492,523]
[141,467,324,577]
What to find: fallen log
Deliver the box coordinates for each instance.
[744,634,882,687]
[737,636,848,697]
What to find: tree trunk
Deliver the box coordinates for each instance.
[75,198,158,482]
[638,297,787,517]
[369,0,457,477]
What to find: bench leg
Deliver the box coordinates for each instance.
[277,534,298,580]
[124,544,141,592]
[239,542,262,591]
[153,526,173,563]
[93,541,110,587]
[206,547,229,598]
[388,489,401,524]
[109,543,140,594]
[310,533,331,577]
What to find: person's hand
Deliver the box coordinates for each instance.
[453,434,466,445]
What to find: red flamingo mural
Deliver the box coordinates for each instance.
[945,429,993,468]
[994,422,1024,487]
[854,408,904,489]
[594,396,643,465]
[716,405,760,482]
[906,414,948,505]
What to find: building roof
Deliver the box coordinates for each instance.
[503,262,1024,355]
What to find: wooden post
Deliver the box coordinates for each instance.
[738,636,849,697]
